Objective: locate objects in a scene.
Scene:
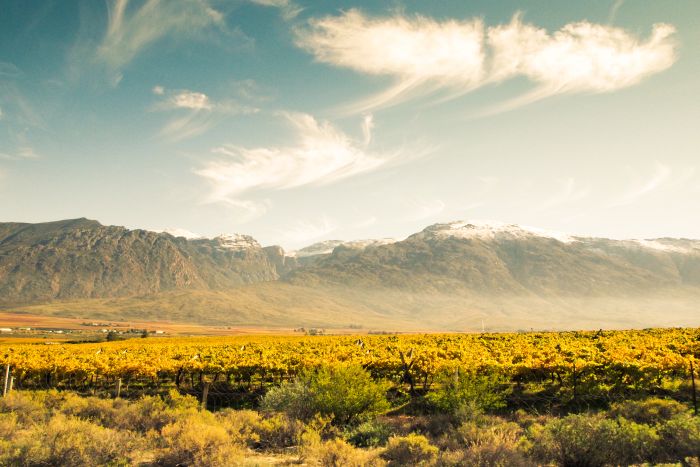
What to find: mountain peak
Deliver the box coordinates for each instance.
[211,233,261,250]
[421,220,577,243]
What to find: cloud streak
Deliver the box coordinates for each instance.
[282,217,338,245]
[95,0,226,84]
[152,86,258,141]
[610,163,672,207]
[196,112,397,206]
[295,10,677,114]
[534,178,590,213]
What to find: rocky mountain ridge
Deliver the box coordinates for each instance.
[2,218,700,323]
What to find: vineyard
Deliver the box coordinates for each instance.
[2,328,699,410]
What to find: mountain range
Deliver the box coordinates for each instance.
[1,218,699,331]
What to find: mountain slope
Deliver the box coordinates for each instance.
[285,221,700,296]
[2,218,700,331]
[0,218,285,303]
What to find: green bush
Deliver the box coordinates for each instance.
[382,433,438,466]
[262,365,390,426]
[347,419,392,447]
[435,418,528,466]
[426,369,511,420]
[656,413,700,461]
[609,398,689,425]
[528,413,660,466]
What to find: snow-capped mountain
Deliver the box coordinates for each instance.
[4,218,700,331]
[209,234,261,251]
[418,220,577,243]
[289,238,398,258]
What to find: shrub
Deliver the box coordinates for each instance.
[382,433,438,466]
[216,408,263,447]
[310,438,385,467]
[528,413,659,466]
[2,413,136,466]
[155,413,243,466]
[0,390,48,424]
[347,419,392,447]
[656,413,700,461]
[426,369,510,420]
[262,365,390,426]
[0,412,18,439]
[256,414,306,450]
[609,398,689,425]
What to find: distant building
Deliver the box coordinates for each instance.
[0,328,12,333]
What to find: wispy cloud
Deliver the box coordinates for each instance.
[295,10,677,114]
[249,0,303,21]
[406,198,446,221]
[354,216,377,229]
[195,112,397,205]
[153,86,212,110]
[282,217,337,245]
[152,86,258,141]
[361,114,374,145]
[610,163,672,207]
[94,0,227,85]
[533,178,590,213]
[608,0,625,24]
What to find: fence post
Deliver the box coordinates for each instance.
[201,382,210,410]
[115,378,122,399]
[2,365,9,397]
[691,359,698,416]
[9,376,14,393]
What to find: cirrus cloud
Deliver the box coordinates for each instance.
[152,86,258,141]
[195,112,399,208]
[295,10,678,114]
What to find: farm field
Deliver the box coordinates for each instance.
[1,328,698,465]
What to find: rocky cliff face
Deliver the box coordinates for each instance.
[3,218,700,309]
[0,218,283,303]
[284,221,700,297]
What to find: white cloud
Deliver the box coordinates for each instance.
[153,227,203,239]
[157,113,216,141]
[96,0,225,83]
[249,0,302,21]
[406,198,446,221]
[295,10,677,113]
[195,112,395,204]
[296,10,484,113]
[354,216,377,229]
[485,17,677,112]
[361,114,374,145]
[167,90,212,110]
[282,217,338,245]
[153,87,258,141]
[608,0,625,24]
[534,178,590,213]
[15,146,39,159]
[610,163,672,207]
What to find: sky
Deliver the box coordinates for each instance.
[0,0,698,250]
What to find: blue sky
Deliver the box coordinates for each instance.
[1,0,698,249]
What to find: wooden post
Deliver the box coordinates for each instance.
[691,359,698,416]
[9,376,14,393]
[201,382,210,410]
[2,365,9,397]
[115,378,122,399]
